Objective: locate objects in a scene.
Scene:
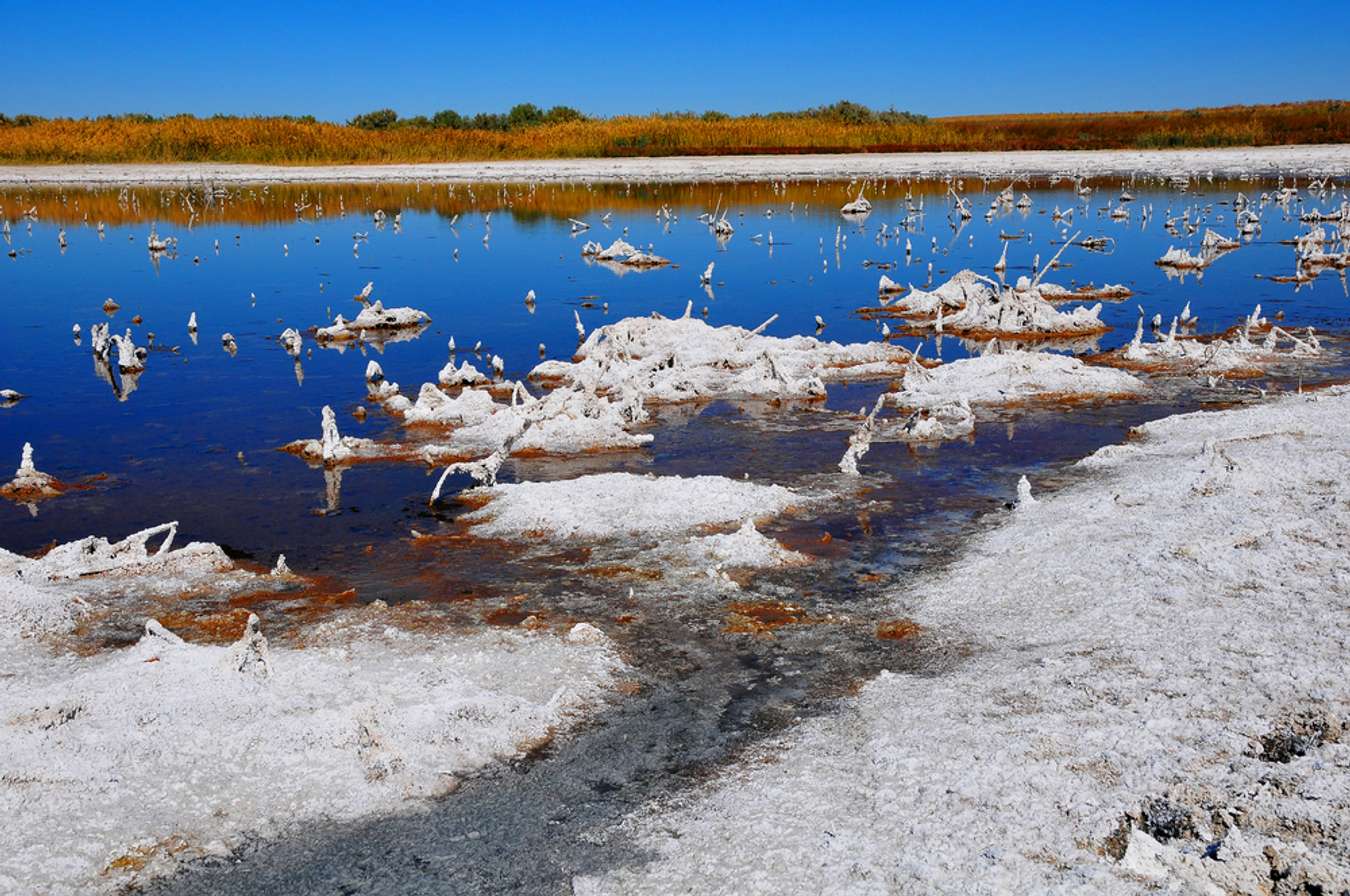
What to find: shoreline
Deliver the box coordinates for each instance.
[2,144,1349,186]
[580,386,1350,895]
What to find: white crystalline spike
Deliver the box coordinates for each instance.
[272,554,291,576]
[575,310,586,340]
[525,289,536,305]
[491,355,504,377]
[225,613,272,678]
[814,315,826,329]
[144,618,187,646]
[72,323,82,336]
[683,301,693,319]
[1152,313,1162,329]
[365,360,384,383]
[319,406,349,464]
[280,328,302,358]
[839,396,883,476]
[700,262,714,285]
[1016,475,1037,506]
[188,312,198,331]
[1180,301,1193,323]
[359,281,374,300]
[448,336,456,353]
[17,442,37,477]
[110,330,145,372]
[881,323,891,338]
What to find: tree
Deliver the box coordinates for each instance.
[431,109,466,129]
[349,108,399,130]
[544,105,585,125]
[507,103,545,129]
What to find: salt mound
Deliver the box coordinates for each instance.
[1101,312,1321,378]
[683,518,809,570]
[530,309,916,403]
[891,347,1145,409]
[0,609,621,895]
[314,300,430,342]
[939,278,1108,338]
[461,472,800,539]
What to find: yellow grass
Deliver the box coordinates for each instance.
[0,101,1345,165]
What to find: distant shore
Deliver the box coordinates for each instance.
[2,144,1349,187]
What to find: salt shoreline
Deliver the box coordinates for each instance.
[582,386,1350,895]
[2,144,1349,186]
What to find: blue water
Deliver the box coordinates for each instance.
[1,180,1346,594]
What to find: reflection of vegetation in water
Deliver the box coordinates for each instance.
[0,175,1278,230]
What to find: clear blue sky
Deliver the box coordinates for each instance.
[8,1,1346,121]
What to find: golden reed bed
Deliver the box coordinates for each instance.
[1,101,1345,165]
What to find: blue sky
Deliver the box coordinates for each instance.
[8,1,1347,120]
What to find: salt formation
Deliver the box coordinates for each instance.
[530,304,920,404]
[1033,281,1133,301]
[867,269,992,318]
[109,329,147,372]
[1201,228,1240,252]
[314,300,431,343]
[890,345,1145,409]
[581,238,670,268]
[580,388,1350,896]
[0,521,286,646]
[0,526,623,896]
[1155,245,1220,269]
[279,327,303,358]
[681,518,810,574]
[1016,474,1037,506]
[1294,225,1350,269]
[877,274,904,295]
[863,249,1111,339]
[282,405,385,465]
[931,275,1108,338]
[840,189,872,215]
[367,359,652,466]
[458,472,801,540]
[1099,305,1321,378]
[838,390,976,474]
[0,442,62,502]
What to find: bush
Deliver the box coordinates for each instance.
[431,109,466,129]
[349,108,399,130]
[507,103,545,128]
[544,105,585,125]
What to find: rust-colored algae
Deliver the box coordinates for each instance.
[877,618,923,640]
[725,599,813,635]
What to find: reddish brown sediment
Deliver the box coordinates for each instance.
[583,565,664,581]
[0,473,103,504]
[724,599,814,635]
[877,618,923,640]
